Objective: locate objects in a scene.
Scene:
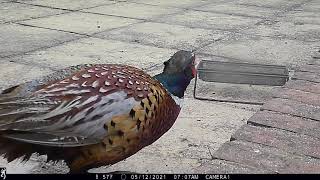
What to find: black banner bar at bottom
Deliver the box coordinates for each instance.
[3,174,320,180]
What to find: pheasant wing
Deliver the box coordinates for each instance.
[0,64,139,147]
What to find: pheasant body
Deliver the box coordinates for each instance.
[0,50,199,173]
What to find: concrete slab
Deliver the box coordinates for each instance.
[17,0,115,10]
[295,0,320,12]
[282,11,320,25]
[157,10,262,31]
[81,2,181,20]
[241,21,320,42]
[0,2,66,24]
[96,22,228,50]
[0,23,82,58]
[132,0,215,8]
[198,34,318,69]
[19,11,141,35]
[0,61,54,90]
[193,2,281,18]
[235,0,306,9]
[10,37,177,70]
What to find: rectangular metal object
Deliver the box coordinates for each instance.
[198,60,289,86]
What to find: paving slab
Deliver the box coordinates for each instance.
[281,11,320,25]
[213,140,320,173]
[17,0,115,10]
[198,34,317,68]
[284,79,320,94]
[194,159,272,174]
[19,11,141,35]
[81,2,182,20]
[0,61,54,90]
[293,71,320,83]
[10,37,177,70]
[131,0,215,8]
[248,111,320,139]
[193,2,281,18]
[96,22,228,50]
[234,0,306,9]
[262,98,320,121]
[232,124,320,159]
[157,10,262,31]
[294,0,320,12]
[0,2,66,24]
[241,21,320,42]
[274,87,320,106]
[0,23,82,58]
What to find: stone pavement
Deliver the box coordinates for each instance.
[0,0,319,174]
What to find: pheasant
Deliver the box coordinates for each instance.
[0,50,200,173]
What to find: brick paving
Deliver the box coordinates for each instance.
[199,54,320,173]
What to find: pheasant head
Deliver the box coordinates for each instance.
[154,50,200,99]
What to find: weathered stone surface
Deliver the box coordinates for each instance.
[194,159,272,174]
[0,2,65,24]
[262,98,320,121]
[299,64,320,73]
[11,37,177,70]
[296,0,320,12]
[0,61,54,89]
[132,0,214,8]
[193,3,281,18]
[96,22,227,50]
[274,88,320,106]
[285,80,320,94]
[242,21,320,42]
[0,23,81,58]
[283,11,320,25]
[235,0,306,9]
[293,71,320,83]
[157,10,262,31]
[198,34,316,68]
[248,111,320,139]
[18,0,115,10]
[232,124,320,158]
[81,2,181,20]
[19,11,141,35]
[213,140,320,173]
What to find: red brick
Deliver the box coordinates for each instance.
[274,88,320,106]
[285,80,320,94]
[308,59,320,65]
[298,65,320,74]
[248,111,320,139]
[232,124,320,158]
[213,140,320,173]
[194,159,272,174]
[293,71,320,83]
[262,98,320,121]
